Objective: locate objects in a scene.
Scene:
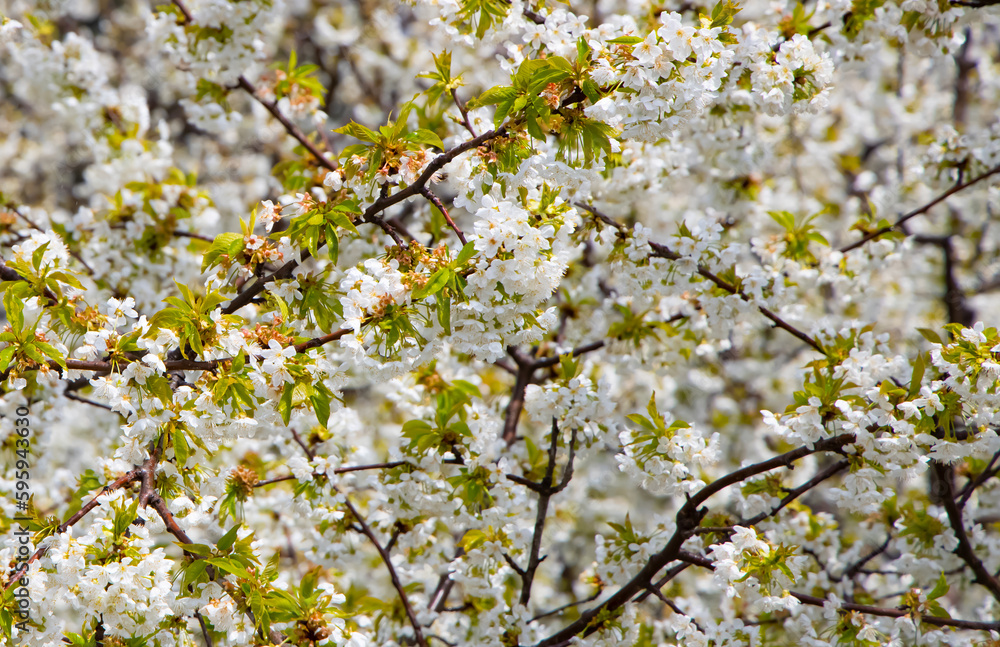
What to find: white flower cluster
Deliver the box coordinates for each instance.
[616,422,720,496]
[451,193,571,361]
[739,31,834,115]
[524,375,616,441]
[338,258,439,380]
[708,526,804,613]
[39,491,176,640]
[147,0,283,131]
[579,10,834,144]
[10,229,71,271]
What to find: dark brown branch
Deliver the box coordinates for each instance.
[633,562,692,604]
[339,489,429,647]
[532,433,855,647]
[451,88,477,137]
[650,548,1000,631]
[11,210,95,274]
[532,340,606,370]
[0,262,60,306]
[254,461,411,488]
[173,230,214,243]
[517,420,573,605]
[958,449,1000,507]
[362,128,507,220]
[738,459,849,527]
[502,346,536,445]
[841,536,892,582]
[3,467,143,591]
[196,611,215,647]
[933,462,1000,602]
[949,0,1000,7]
[575,203,824,354]
[170,0,334,173]
[530,590,602,623]
[222,250,309,315]
[63,391,115,411]
[840,163,1000,253]
[290,428,315,460]
[294,327,352,353]
[420,187,467,245]
[236,77,336,172]
[221,127,506,315]
[148,491,287,645]
[789,590,1000,630]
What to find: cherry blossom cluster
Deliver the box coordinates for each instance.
[2,0,1000,645]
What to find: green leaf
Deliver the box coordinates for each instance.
[330,211,360,236]
[916,328,943,345]
[3,288,25,333]
[459,528,487,551]
[908,352,926,399]
[768,210,796,231]
[455,242,477,265]
[607,35,644,44]
[0,345,15,372]
[927,572,949,600]
[402,419,433,435]
[311,392,331,427]
[31,241,50,272]
[174,428,190,466]
[625,414,656,431]
[279,383,294,426]
[437,294,452,334]
[335,121,380,143]
[406,129,445,150]
[413,269,451,300]
[206,557,254,580]
[33,328,68,362]
[559,353,581,379]
[326,224,339,263]
[178,542,214,557]
[470,86,516,113]
[217,525,241,552]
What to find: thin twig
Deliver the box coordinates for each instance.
[170,0,334,173]
[532,341,605,370]
[517,419,570,605]
[576,203,825,354]
[12,208,95,274]
[840,163,1000,253]
[958,448,1000,507]
[290,428,315,460]
[339,490,429,647]
[420,187,467,245]
[933,462,1000,602]
[254,461,411,488]
[3,467,143,591]
[789,590,1000,630]
[529,590,602,622]
[738,459,849,527]
[502,346,536,445]
[532,433,855,647]
[173,230,214,242]
[451,88,477,137]
[841,536,892,582]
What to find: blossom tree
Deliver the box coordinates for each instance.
[1,0,1000,643]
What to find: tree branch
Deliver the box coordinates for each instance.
[532,433,855,647]
[933,462,1000,602]
[840,163,1000,253]
[339,489,429,647]
[576,203,824,354]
